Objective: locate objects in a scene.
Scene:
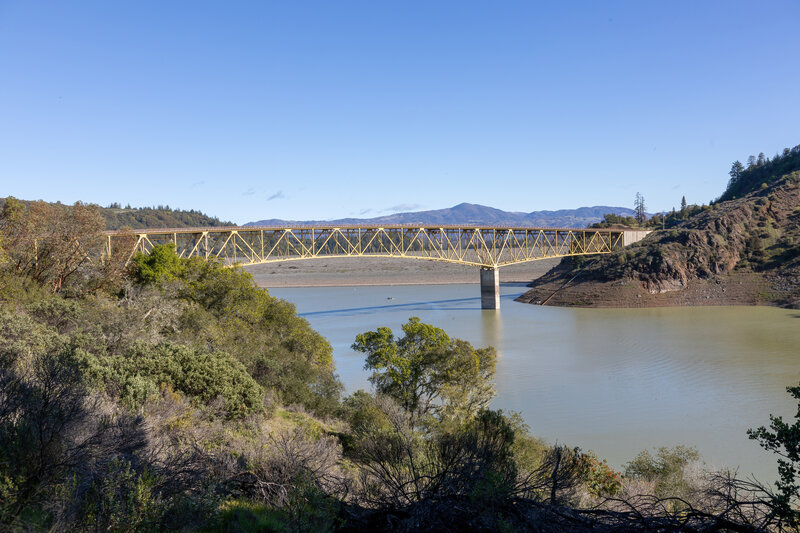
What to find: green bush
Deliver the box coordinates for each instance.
[130,245,342,416]
[82,342,264,419]
[624,445,700,500]
[581,451,622,497]
[131,243,185,285]
[72,459,165,532]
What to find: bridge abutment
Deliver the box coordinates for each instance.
[622,230,652,246]
[480,267,500,309]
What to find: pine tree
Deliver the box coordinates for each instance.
[728,161,744,189]
[634,193,646,225]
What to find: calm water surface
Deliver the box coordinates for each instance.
[270,283,800,480]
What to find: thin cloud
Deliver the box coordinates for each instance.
[358,208,373,215]
[267,190,285,201]
[242,187,256,196]
[384,203,422,213]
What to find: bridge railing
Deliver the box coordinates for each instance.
[105,226,627,268]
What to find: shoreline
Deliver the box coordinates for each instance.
[244,257,560,289]
[243,257,791,310]
[516,270,779,308]
[255,280,537,288]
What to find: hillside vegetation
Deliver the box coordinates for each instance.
[519,145,800,309]
[0,197,232,230]
[2,196,800,531]
[721,145,800,203]
[99,203,234,229]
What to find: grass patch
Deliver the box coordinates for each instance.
[206,499,286,533]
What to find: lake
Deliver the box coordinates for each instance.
[270,282,800,480]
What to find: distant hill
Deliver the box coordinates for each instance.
[247,203,638,228]
[0,198,232,230]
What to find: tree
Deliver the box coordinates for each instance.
[748,383,800,526]
[634,193,646,225]
[680,196,687,215]
[728,160,744,190]
[131,243,185,285]
[352,317,496,422]
[0,198,106,293]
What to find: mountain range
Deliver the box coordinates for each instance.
[246,203,636,228]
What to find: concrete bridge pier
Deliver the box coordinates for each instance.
[480,267,500,310]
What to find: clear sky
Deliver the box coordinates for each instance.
[1,1,798,224]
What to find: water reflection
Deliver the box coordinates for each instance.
[480,309,504,355]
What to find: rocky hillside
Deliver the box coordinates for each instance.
[518,154,800,309]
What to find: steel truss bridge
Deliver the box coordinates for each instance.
[105,226,647,308]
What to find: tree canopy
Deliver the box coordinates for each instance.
[353,317,496,423]
[720,144,800,201]
[748,384,800,527]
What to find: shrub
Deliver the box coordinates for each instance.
[581,451,622,497]
[130,244,342,416]
[624,445,701,501]
[748,383,800,526]
[69,459,165,532]
[83,342,264,419]
[131,244,185,285]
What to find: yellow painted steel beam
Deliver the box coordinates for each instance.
[105,226,627,268]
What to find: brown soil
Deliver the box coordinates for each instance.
[516,267,768,308]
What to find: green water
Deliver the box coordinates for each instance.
[270,283,800,480]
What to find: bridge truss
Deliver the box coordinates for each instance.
[105,226,625,269]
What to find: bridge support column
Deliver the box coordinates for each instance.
[480,267,500,310]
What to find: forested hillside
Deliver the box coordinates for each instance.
[721,145,800,202]
[99,203,233,229]
[519,144,800,309]
[0,197,232,230]
[1,196,798,531]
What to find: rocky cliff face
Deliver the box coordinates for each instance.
[517,171,800,308]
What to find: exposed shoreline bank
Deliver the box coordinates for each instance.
[243,256,790,310]
[244,257,560,288]
[515,265,777,308]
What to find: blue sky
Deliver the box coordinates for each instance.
[1,1,798,224]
